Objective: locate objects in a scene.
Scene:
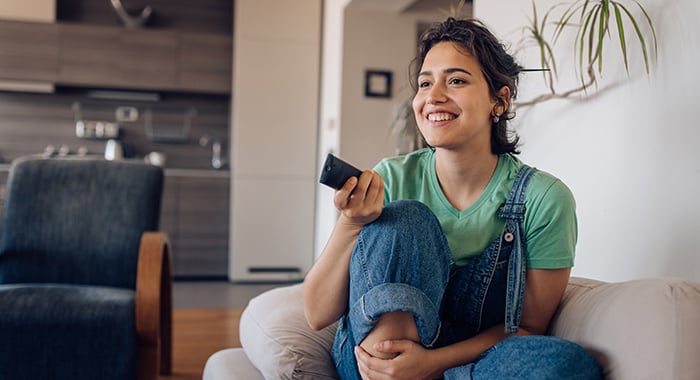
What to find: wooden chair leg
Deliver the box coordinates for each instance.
[135,232,173,379]
[160,247,173,375]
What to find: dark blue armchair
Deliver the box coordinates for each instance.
[0,156,172,380]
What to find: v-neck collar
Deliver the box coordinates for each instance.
[428,152,506,218]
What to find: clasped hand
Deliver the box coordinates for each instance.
[355,340,441,380]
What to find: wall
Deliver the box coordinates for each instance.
[474,0,700,281]
[0,90,229,169]
[339,5,447,170]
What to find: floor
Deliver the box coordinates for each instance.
[172,280,294,309]
[162,280,298,380]
[159,308,244,380]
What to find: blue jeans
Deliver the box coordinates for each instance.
[331,198,601,379]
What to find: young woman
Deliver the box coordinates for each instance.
[303,18,601,380]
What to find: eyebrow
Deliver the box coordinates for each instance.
[418,67,473,77]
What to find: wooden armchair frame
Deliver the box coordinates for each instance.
[135,231,173,380]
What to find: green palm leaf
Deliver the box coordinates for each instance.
[611,2,630,74]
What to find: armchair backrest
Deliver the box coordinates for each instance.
[0,156,163,289]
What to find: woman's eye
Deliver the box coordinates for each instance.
[418,80,431,88]
[449,78,466,85]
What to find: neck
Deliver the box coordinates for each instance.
[434,148,499,211]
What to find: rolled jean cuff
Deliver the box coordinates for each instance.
[348,282,441,348]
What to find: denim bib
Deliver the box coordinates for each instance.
[436,165,537,347]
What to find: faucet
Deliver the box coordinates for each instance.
[199,134,225,169]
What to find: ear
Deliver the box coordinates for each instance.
[494,85,511,115]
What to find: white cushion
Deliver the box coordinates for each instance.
[550,277,700,380]
[203,348,263,380]
[239,283,339,379]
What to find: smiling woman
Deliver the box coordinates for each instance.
[301,17,601,380]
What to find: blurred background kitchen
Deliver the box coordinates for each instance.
[0,0,232,287]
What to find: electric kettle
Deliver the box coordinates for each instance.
[104,139,124,160]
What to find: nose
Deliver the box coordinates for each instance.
[426,83,447,104]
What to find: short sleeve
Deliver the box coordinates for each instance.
[523,175,578,269]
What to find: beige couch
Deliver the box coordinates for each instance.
[203,277,700,380]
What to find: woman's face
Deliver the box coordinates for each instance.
[412,41,498,153]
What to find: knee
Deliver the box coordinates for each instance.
[353,200,451,281]
[365,200,447,252]
[380,200,437,227]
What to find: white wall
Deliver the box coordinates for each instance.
[474,0,700,281]
[339,8,422,169]
[340,5,448,169]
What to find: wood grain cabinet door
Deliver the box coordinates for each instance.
[160,175,230,278]
[120,28,178,90]
[58,23,179,91]
[0,21,59,83]
[178,32,232,94]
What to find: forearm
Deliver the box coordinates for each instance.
[429,268,569,373]
[304,169,384,331]
[430,325,532,373]
[302,216,362,330]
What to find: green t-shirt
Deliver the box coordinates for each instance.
[373,148,577,269]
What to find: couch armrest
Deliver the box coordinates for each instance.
[549,277,700,380]
[135,231,173,380]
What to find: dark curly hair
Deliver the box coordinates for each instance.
[411,18,522,154]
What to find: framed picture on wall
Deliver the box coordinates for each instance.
[364,70,392,98]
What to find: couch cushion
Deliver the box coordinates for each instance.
[0,284,136,380]
[239,283,338,379]
[550,277,700,380]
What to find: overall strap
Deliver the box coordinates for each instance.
[498,164,538,334]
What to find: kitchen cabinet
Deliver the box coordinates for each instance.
[230,0,321,282]
[161,172,229,278]
[58,23,179,91]
[0,20,232,94]
[178,33,232,93]
[0,21,59,83]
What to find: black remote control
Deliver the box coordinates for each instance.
[319,153,363,190]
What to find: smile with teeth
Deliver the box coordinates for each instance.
[427,112,456,121]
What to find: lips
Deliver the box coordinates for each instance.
[427,112,456,121]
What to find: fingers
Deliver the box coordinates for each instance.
[373,340,405,355]
[333,176,358,209]
[355,345,381,380]
[333,170,384,221]
[355,340,429,380]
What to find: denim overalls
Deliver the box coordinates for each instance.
[331,166,601,380]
